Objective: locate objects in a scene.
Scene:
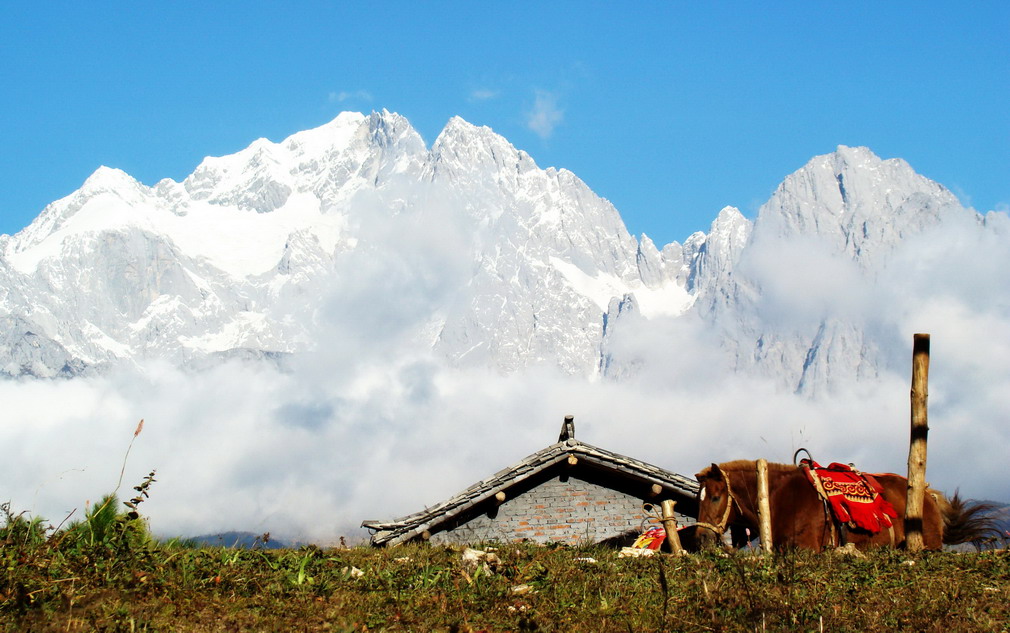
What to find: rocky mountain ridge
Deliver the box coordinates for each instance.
[0,111,990,393]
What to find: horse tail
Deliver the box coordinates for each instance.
[935,489,1002,546]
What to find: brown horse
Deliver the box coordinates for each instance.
[694,460,960,551]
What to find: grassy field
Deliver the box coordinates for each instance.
[3,494,1010,633]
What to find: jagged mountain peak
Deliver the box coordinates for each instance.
[81,165,142,192]
[278,111,367,157]
[438,115,493,140]
[180,110,426,213]
[362,109,420,141]
[711,205,748,231]
[754,146,967,265]
[5,165,153,261]
[699,206,752,260]
[767,145,961,218]
[430,116,533,173]
[684,205,752,298]
[831,143,881,163]
[826,145,923,180]
[441,114,472,131]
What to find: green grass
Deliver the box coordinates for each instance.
[3,506,1010,633]
[6,426,1006,631]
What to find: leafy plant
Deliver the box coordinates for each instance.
[0,502,49,547]
[61,471,156,554]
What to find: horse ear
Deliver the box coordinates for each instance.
[710,463,723,479]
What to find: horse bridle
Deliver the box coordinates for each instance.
[694,470,742,538]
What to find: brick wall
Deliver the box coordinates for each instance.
[430,475,692,546]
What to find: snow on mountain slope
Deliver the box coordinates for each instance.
[695,146,985,393]
[0,111,671,378]
[0,114,997,392]
[421,116,685,373]
[6,113,378,279]
[753,145,969,268]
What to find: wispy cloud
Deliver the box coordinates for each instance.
[469,88,499,102]
[328,90,373,104]
[950,184,974,209]
[526,90,564,139]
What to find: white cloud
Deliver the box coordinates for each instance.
[526,90,564,139]
[3,302,1008,546]
[328,90,373,104]
[469,88,499,102]
[742,234,877,326]
[949,184,974,210]
[0,352,898,545]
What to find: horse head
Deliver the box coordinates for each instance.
[694,462,736,548]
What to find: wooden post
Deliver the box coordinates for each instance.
[905,333,930,552]
[660,499,684,556]
[756,459,773,553]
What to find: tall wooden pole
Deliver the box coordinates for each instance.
[905,333,930,552]
[756,459,774,553]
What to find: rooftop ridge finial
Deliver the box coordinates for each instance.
[558,415,575,442]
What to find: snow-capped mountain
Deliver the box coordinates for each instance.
[0,111,992,393]
[0,111,688,379]
[701,146,986,393]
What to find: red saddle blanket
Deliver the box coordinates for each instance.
[800,461,898,534]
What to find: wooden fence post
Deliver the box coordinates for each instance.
[756,459,773,553]
[660,500,684,556]
[905,333,930,552]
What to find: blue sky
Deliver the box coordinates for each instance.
[1,3,1007,246]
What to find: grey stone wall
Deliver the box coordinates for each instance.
[430,475,691,546]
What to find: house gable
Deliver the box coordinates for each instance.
[362,416,700,547]
[431,470,695,546]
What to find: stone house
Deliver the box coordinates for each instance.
[361,416,700,547]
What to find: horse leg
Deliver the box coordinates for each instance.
[770,476,831,551]
[772,509,827,551]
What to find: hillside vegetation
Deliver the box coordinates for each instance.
[3,496,1009,633]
